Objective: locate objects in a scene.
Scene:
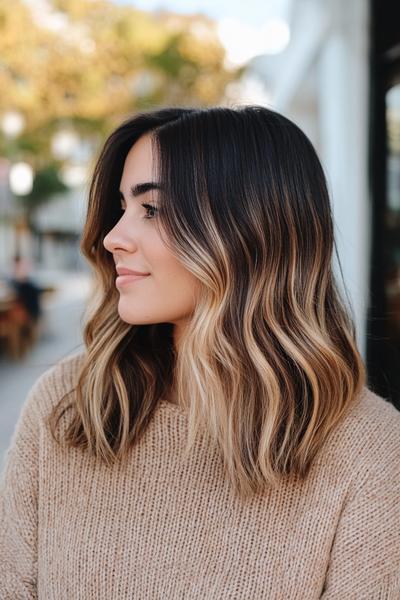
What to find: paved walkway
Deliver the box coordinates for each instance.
[0,269,92,469]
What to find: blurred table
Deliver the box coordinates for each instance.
[0,284,20,359]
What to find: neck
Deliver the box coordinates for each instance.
[162,385,179,406]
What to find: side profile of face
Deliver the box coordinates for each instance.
[103,134,200,345]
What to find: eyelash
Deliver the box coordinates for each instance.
[120,202,158,219]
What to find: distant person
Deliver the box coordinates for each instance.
[1,107,399,598]
[1,255,45,357]
[7,255,43,323]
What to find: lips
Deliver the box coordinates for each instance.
[116,267,150,276]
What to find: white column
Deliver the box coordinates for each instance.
[317,0,370,357]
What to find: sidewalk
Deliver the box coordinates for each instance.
[0,269,92,468]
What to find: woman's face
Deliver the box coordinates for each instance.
[103,134,200,341]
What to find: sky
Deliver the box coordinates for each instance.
[114,0,291,27]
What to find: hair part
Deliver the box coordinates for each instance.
[48,105,366,500]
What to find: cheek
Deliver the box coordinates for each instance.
[147,235,189,287]
[155,259,199,305]
[146,229,174,269]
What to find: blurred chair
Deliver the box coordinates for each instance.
[0,274,29,358]
[0,256,56,360]
[0,287,57,360]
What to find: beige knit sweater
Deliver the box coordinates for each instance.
[1,352,400,599]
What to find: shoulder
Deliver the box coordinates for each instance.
[319,389,400,596]
[325,386,400,486]
[342,386,400,445]
[40,350,86,389]
[22,351,86,423]
[3,352,86,469]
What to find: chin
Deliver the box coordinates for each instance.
[117,307,157,326]
[119,313,147,325]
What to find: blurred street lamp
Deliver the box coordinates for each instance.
[51,129,80,160]
[9,162,34,196]
[1,110,26,139]
[7,161,34,259]
[60,164,88,188]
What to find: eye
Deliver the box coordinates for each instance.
[141,203,158,219]
[118,200,158,220]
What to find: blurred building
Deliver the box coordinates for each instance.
[30,187,87,271]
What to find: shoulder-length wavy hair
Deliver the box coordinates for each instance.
[48,105,366,499]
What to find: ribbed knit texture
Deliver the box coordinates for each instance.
[1,352,400,599]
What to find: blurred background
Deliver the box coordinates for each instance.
[0,0,399,466]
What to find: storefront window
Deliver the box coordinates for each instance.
[385,83,400,351]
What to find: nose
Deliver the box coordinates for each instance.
[103,218,139,254]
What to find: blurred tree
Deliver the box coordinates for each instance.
[0,0,237,216]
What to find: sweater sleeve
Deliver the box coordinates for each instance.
[320,406,400,599]
[0,372,48,599]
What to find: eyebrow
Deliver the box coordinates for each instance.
[119,182,161,200]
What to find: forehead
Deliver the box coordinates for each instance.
[120,134,156,186]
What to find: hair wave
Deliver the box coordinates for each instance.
[48,106,366,499]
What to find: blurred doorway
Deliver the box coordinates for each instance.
[368,0,400,408]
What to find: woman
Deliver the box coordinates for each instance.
[1,106,399,598]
